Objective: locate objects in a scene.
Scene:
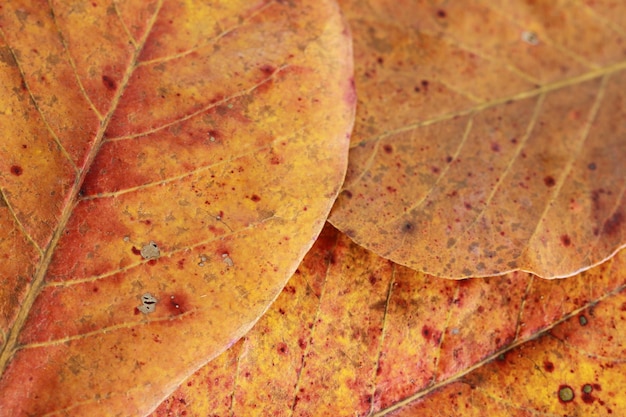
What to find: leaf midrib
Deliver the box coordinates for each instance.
[0,0,164,375]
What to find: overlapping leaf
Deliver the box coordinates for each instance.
[0,1,354,415]
[329,0,626,278]
[150,224,626,416]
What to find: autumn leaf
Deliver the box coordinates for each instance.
[329,0,626,278]
[0,1,354,415]
[150,224,626,416]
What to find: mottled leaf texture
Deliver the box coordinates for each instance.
[149,225,626,416]
[329,0,626,278]
[0,1,354,415]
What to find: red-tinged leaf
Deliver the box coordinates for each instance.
[149,224,626,416]
[0,1,354,415]
[329,0,626,278]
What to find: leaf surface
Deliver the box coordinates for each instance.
[0,1,354,415]
[149,224,626,416]
[329,0,626,278]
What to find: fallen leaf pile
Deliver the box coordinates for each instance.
[0,0,624,416]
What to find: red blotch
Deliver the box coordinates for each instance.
[166,293,189,316]
[560,234,572,247]
[431,166,440,174]
[284,285,296,295]
[134,307,140,315]
[383,144,393,154]
[543,360,555,372]
[10,165,23,176]
[259,64,275,75]
[437,9,447,18]
[298,338,307,349]
[277,342,288,355]
[544,176,556,187]
[464,202,472,210]
[491,142,500,152]
[102,75,117,91]
[421,325,441,344]
[92,286,99,293]
[131,247,141,256]
[250,194,261,202]
[386,186,397,193]
[344,77,357,105]
[177,258,185,270]
[602,212,623,236]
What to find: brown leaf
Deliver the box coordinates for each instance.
[0,1,354,415]
[150,224,626,416]
[329,0,626,278]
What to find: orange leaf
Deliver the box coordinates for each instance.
[149,224,626,416]
[329,0,626,278]
[0,1,354,415]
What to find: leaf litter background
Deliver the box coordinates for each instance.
[0,1,625,417]
[154,0,626,416]
[0,0,353,415]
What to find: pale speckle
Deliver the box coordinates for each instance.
[521,31,539,45]
[198,254,208,267]
[123,236,130,242]
[222,253,234,267]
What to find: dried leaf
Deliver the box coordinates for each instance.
[0,1,354,415]
[329,0,626,278]
[150,224,626,416]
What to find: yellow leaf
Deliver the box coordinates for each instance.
[329,0,626,278]
[0,1,354,415]
[150,224,626,416]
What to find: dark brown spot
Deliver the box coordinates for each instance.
[544,176,556,187]
[464,202,472,210]
[431,166,440,174]
[560,234,571,247]
[250,194,261,202]
[437,9,447,18]
[421,80,429,91]
[588,162,596,170]
[383,144,393,154]
[446,156,453,163]
[368,274,377,285]
[102,75,116,90]
[543,360,555,372]
[491,142,500,152]
[342,189,353,199]
[10,165,23,176]
[402,221,415,233]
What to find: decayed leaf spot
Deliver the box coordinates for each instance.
[558,385,575,403]
[137,293,158,314]
[0,1,354,415]
[330,0,626,278]
[140,241,160,260]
